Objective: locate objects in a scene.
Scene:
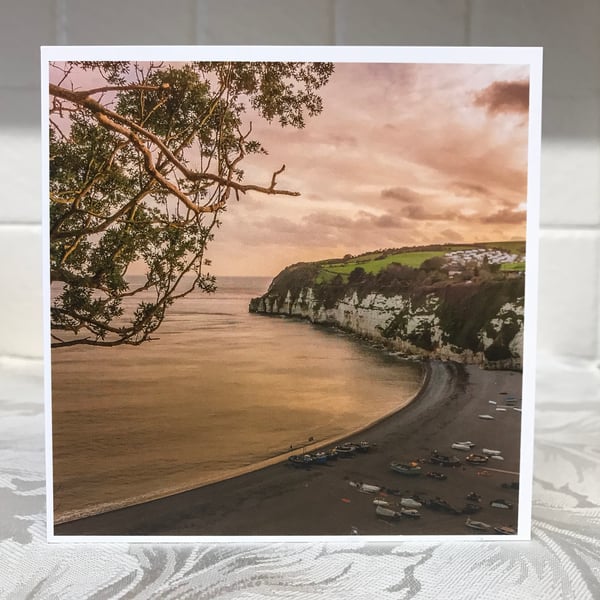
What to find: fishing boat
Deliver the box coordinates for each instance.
[430,452,461,466]
[465,517,491,531]
[308,451,328,464]
[349,481,381,494]
[456,441,475,448]
[494,525,517,535]
[335,444,357,457]
[373,498,390,507]
[288,454,313,467]
[451,443,472,451]
[426,471,447,480]
[465,453,489,464]
[400,498,422,509]
[375,505,401,519]
[482,448,501,455]
[349,441,371,453]
[400,508,421,518]
[490,455,505,461]
[390,461,422,475]
[478,414,495,420]
[490,499,513,509]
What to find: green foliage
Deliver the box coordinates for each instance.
[50,61,333,347]
[436,279,524,352]
[500,261,526,272]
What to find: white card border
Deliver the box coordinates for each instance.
[42,45,543,543]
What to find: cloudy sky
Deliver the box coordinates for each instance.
[206,62,530,276]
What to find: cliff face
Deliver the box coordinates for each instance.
[249,277,524,370]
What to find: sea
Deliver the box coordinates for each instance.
[51,276,424,523]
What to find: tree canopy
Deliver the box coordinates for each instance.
[49,60,334,348]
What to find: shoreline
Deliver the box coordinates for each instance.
[55,361,523,536]
[54,359,429,526]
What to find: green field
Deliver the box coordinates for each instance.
[316,250,449,283]
[500,261,526,272]
[315,242,526,283]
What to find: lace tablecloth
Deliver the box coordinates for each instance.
[1,354,599,599]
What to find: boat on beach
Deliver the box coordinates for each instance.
[390,461,422,475]
[465,453,489,465]
[451,443,472,451]
[482,448,501,455]
[288,454,314,467]
[465,517,491,531]
[375,505,402,519]
[494,525,517,535]
[430,452,461,466]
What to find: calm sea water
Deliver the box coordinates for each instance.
[52,276,423,523]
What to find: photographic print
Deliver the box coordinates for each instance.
[43,46,542,541]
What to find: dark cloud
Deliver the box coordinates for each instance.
[381,186,425,204]
[440,228,464,242]
[474,80,529,115]
[451,181,493,198]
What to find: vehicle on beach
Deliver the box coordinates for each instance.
[465,517,491,531]
[426,471,447,480]
[465,453,489,465]
[478,414,495,420]
[390,461,422,475]
[482,448,501,455]
[375,505,402,519]
[490,499,513,509]
[451,443,472,451]
[430,452,461,466]
[494,525,517,535]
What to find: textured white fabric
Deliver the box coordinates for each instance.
[1,355,599,599]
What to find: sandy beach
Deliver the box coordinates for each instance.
[54,360,522,537]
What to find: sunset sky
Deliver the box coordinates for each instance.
[206,62,530,276]
[50,61,531,278]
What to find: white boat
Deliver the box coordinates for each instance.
[350,481,381,494]
[451,443,471,451]
[375,505,401,519]
[490,455,505,461]
[488,400,497,405]
[496,407,507,412]
[482,448,501,455]
[400,498,422,509]
[373,498,390,506]
[513,408,522,412]
[478,415,495,420]
[465,517,491,531]
[456,441,475,448]
[400,508,421,518]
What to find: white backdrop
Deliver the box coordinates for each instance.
[1,2,599,598]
